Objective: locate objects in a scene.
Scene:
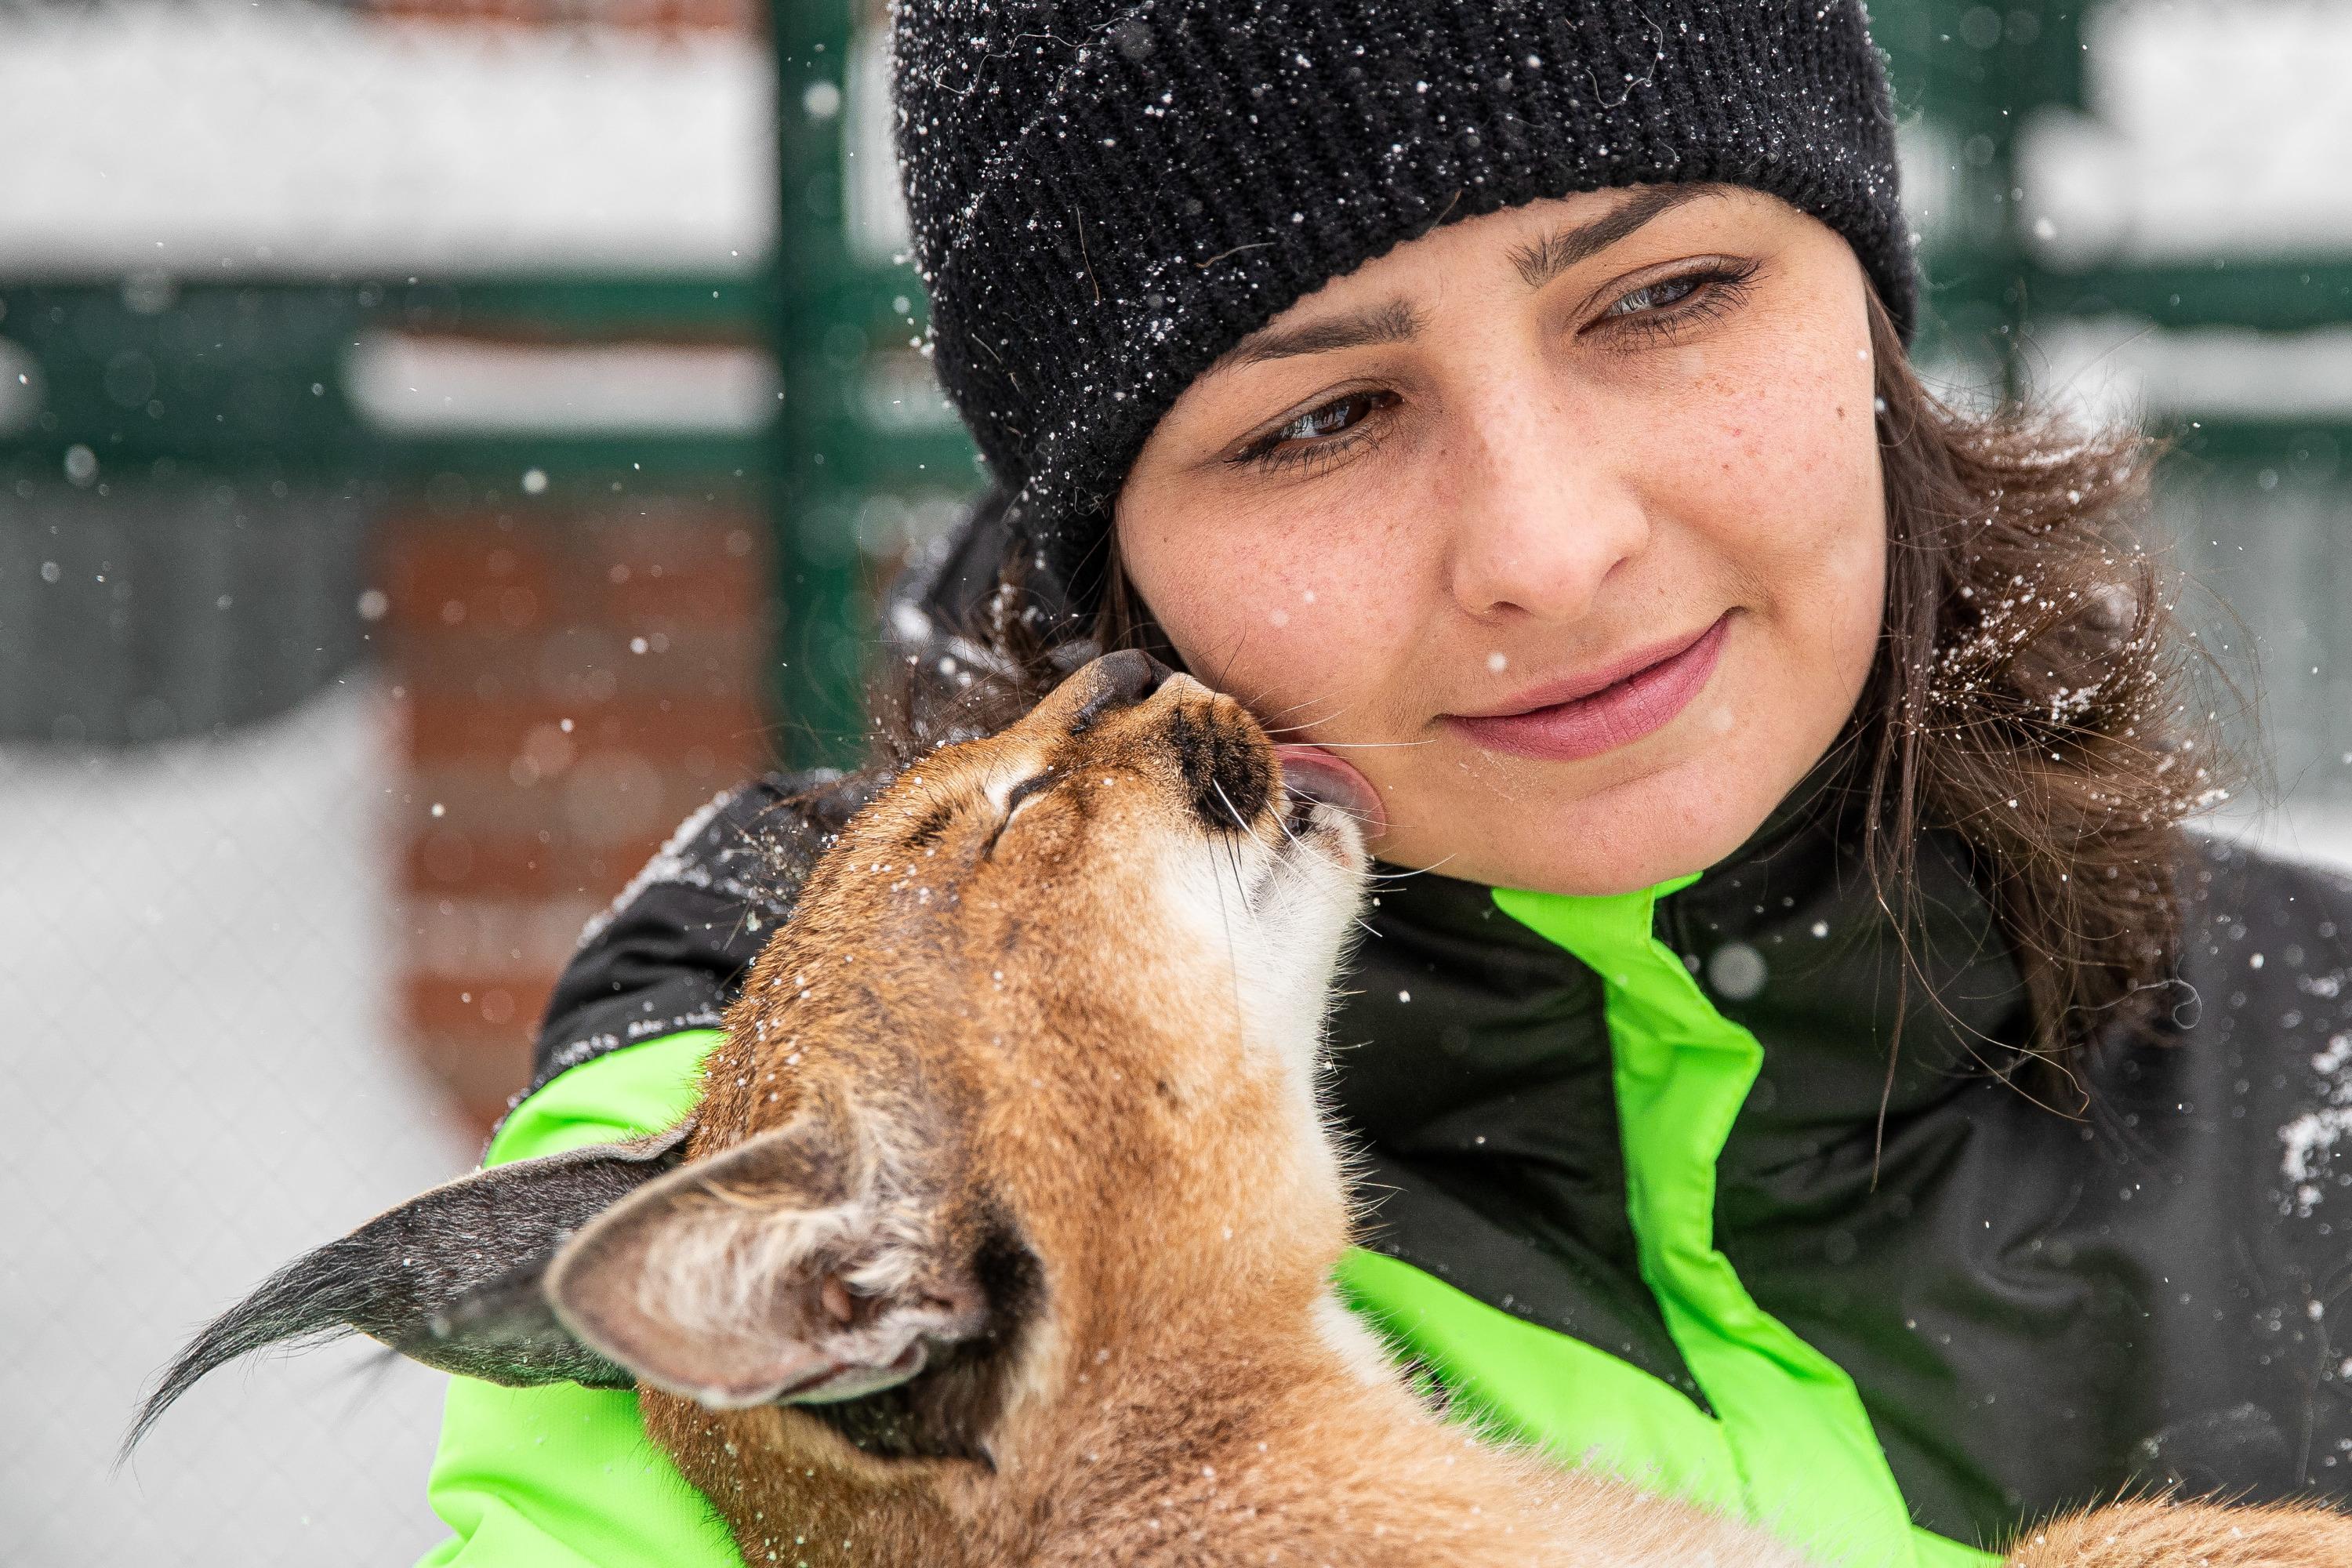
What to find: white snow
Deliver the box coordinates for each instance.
[0,2,775,278]
[2018,2,2352,266]
[2019,316,2352,431]
[0,681,472,1564]
[1706,942,1769,1002]
[2205,804,2352,882]
[2186,814,2352,1207]
[345,333,779,435]
[2284,1109,2352,1203]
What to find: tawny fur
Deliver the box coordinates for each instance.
[2002,1497,2352,1566]
[623,655,2352,1567]
[637,656,1812,1566]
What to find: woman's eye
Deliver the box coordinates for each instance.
[1605,275,1704,318]
[1232,389,1399,472]
[1588,260,1759,343]
[1279,392,1384,443]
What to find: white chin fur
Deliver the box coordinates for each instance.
[1154,795,1370,1081]
[1239,812,1369,1051]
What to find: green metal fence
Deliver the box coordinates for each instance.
[3,0,2347,780]
[0,275,773,744]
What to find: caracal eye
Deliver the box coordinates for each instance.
[1002,771,1054,819]
[982,771,1057,857]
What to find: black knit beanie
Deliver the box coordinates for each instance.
[890,0,1916,619]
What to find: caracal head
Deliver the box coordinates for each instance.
[552,650,1378,1429]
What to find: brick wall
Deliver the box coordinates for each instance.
[382,495,771,1139]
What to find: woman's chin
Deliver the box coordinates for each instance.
[1381,753,1786,898]
[1450,841,1734,899]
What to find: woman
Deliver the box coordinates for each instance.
[418,3,2352,1564]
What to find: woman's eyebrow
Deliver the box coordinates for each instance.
[1217,184,1728,372]
[1222,297,1423,367]
[1508,183,1724,289]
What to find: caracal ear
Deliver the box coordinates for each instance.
[126,1123,693,1457]
[546,1105,986,1410]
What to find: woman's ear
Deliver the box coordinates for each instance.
[546,1105,990,1410]
[128,1123,695,1455]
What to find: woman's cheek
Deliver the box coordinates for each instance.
[1135,519,1386,718]
[1650,341,1882,760]
[1667,343,1879,584]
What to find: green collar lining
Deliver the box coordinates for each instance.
[1334,877,1996,1566]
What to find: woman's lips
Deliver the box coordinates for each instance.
[1443,613,1732,764]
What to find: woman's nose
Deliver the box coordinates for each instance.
[1442,416,1653,626]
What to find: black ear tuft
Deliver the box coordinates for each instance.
[124,1123,692,1459]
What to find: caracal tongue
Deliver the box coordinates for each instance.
[1271,745,1387,840]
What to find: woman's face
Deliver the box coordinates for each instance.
[1115,184,1886,895]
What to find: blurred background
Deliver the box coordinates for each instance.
[2,0,2348,1560]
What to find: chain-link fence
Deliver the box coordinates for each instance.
[5,2,2352,1563]
[5,688,465,1562]
[2,0,786,1559]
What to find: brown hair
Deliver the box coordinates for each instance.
[877,285,2224,1105]
[1853,289,2222,1108]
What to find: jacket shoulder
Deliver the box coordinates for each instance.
[2178,829,2352,978]
[2173,830,2352,1220]
[525,768,884,1098]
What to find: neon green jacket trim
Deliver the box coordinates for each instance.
[419,1029,745,1568]
[1477,880,1990,1566]
[420,876,2000,1566]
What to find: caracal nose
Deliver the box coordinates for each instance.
[1069,648,1175,732]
